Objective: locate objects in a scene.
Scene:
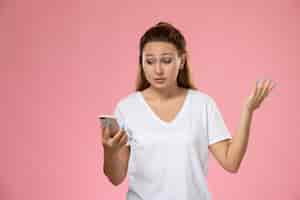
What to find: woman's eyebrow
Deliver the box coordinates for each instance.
[145,53,174,57]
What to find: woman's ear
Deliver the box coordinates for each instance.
[180,54,186,69]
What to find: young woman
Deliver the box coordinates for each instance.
[102,21,276,200]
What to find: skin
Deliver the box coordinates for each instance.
[102,41,277,186]
[141,41,187,101]
[210,79,276,173]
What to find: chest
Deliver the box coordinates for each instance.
[146,97,186,123]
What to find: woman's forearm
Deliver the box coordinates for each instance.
[227,106,253,171]
[103,147,126,186]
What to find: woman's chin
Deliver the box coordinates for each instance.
[153,82,167,88]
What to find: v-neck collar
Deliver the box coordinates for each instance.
[137,89,191,127]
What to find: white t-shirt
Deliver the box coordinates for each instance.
[113,88,232,200]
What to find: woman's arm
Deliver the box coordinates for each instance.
[227,79,276,171]
[103,145,130,185]
[208,107,252,173]
[102,127,130,186]
[209,79,276,173]
[225,106,253,172]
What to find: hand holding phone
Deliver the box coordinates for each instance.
[98,115,128,152]
[98,115,120,136]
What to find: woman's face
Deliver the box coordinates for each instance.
[142,41,184,90]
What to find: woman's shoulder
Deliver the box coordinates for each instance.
[189,88,214,104]
[114,91,140,108]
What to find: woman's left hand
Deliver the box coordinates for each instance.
[244,79,276,113]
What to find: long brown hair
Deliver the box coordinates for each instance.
[135,21,198,91]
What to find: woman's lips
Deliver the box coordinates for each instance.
[154,78,166,83]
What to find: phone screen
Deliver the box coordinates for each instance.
[98,115,120,135]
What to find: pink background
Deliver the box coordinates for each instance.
[1,0,299,199]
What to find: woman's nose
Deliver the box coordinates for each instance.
[154,63,163,74]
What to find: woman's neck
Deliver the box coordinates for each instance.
[145,85,185,102]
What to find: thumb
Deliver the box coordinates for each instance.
[102,126,110,140]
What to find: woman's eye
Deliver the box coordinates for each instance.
[162,59,172,64]
[146,60,153,65]
[145,58,172,65]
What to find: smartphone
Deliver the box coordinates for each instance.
[98,115,120,136]
[98,115,136,147]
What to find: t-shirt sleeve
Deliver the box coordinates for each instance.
[206,97,232,146]
[113,103,131,146]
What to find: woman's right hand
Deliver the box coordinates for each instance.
[101,126,128,154]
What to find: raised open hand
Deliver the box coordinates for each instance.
[244,79,276,112]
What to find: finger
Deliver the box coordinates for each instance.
[118,133,128,146]
[101,127,111,147]
[261,86,270,100]
[257,79,269,100]
[117,131,128,147]
[264,80,275,98]
[251,81,259,98]
[102,127,110,140]
[111,130,125,145]
[256,79,268,99]
[268,81,277,93]
[261,79,271,96]
[258,80,272,102]
[255,79,264,99]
